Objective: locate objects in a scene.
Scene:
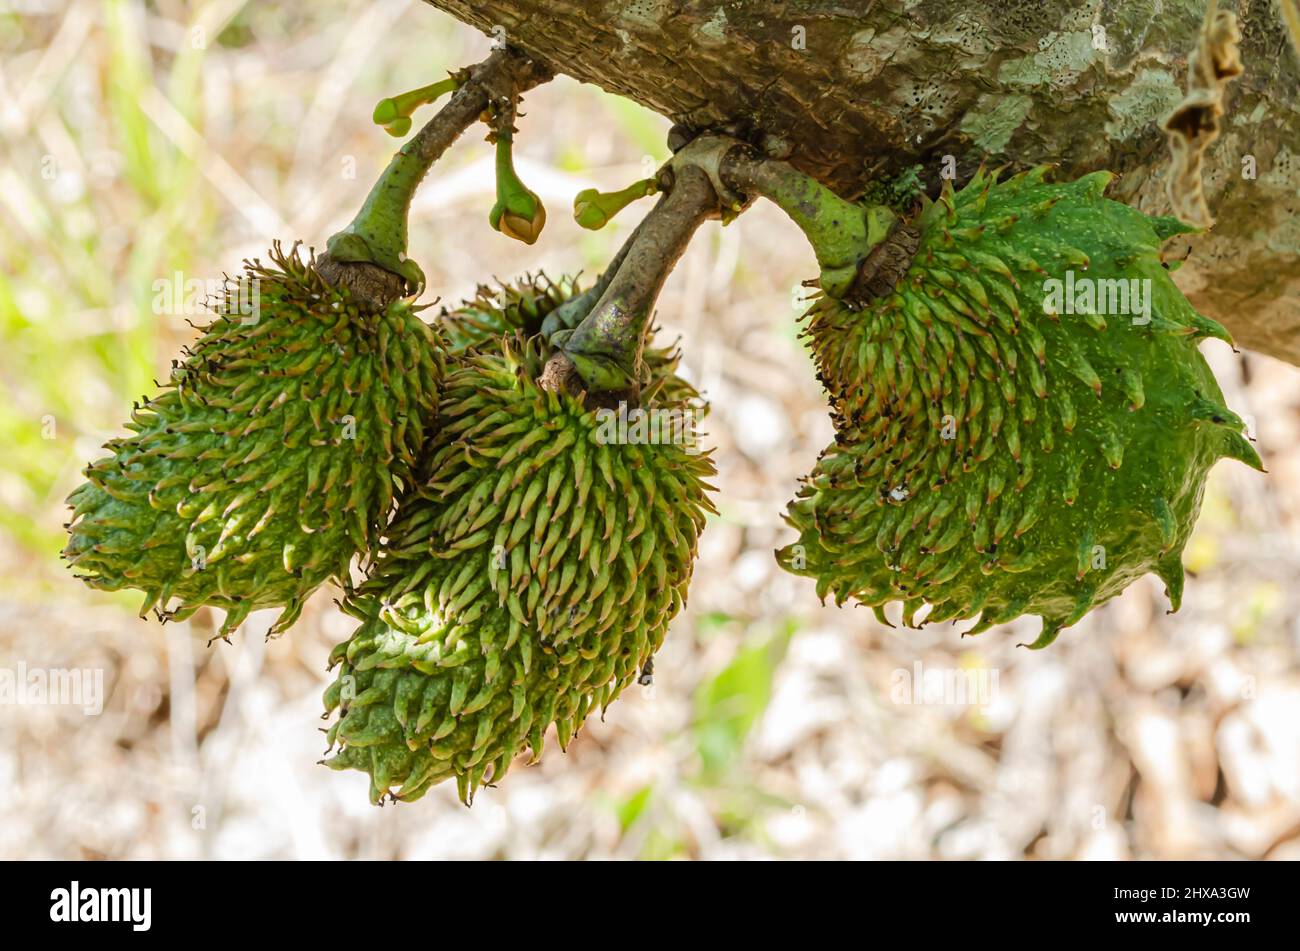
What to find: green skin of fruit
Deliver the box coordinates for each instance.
[436,273,704,407]
[435,275,578,351]
[63,245,443,637]
[778,166,1263,647]
[323,329,715,804]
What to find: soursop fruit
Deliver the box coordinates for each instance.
[322,332,715,803]
[778,166,1263,647]
[438,273,704,408]
[64,244,443,637]
[436,273,577,352]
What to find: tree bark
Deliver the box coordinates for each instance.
[423,0,1300,367]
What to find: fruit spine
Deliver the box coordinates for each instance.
[436,273,579,351]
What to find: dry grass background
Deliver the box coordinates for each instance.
[2,0,1299,860]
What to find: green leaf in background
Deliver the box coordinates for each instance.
[693,619,796,783]
[598,92,670,164]
[616,783,654,834]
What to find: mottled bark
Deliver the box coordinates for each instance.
[423,0,1300,366]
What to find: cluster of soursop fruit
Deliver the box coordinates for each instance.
[63,54,1262,804]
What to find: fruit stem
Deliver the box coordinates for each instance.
[542,161,717,404]
[326,137,435,293]
[323,48,550,304]
[721,149,896,298]
[488,100,546,245]
[539,216,648,337]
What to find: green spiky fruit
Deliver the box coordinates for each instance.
[778,167,1263,647]
[436,273,577,351]
[64,244,443,637]
[437,273,703,408]
[322,333,715,803]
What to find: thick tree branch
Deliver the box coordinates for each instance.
[424,0,1300,366]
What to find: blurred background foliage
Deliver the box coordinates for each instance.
[1,0,1299,860]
